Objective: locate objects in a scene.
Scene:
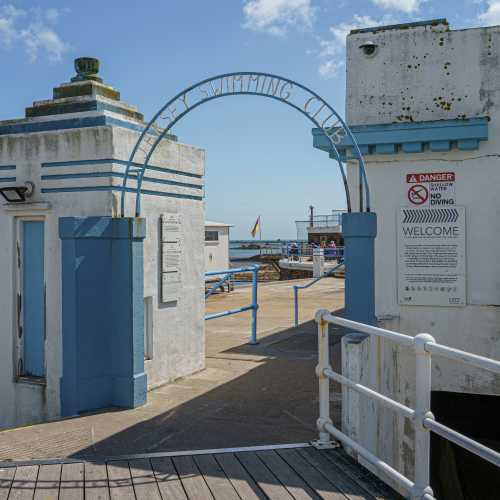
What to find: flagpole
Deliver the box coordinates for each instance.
[259,215,262,257]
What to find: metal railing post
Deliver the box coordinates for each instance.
[413,333,435,500]
[250,265,259,345]
[293,286,299,327]
[313,309,336,449]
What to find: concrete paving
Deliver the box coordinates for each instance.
[0,277,345,462]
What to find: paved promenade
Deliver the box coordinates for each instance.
[0,278,345,462]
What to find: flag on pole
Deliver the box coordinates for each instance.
[251,216,260,238]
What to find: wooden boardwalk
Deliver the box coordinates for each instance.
[0,444,401,499]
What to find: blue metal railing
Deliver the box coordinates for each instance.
[205,265,260,344]
[283,244,344,262]
[293,262,344,327]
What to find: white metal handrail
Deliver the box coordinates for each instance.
[314,310,500,500]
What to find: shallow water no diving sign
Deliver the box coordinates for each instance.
[406,171,455,206]
[397,206,466,307]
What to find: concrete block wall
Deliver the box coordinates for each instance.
[0,63,206,429]
[341,20,500,483]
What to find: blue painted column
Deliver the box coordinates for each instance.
[342,212,377,325]
[59,217,147,416]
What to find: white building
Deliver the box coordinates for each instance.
[0,58,205,430]
[314,19,500,496]
[204,221,232,273]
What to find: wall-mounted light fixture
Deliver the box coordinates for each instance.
[0,181,35,203]
[359,41,378,57]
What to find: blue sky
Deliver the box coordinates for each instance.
[0,0,497,238]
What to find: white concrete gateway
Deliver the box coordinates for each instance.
[0,59,206,430]
[313,18,500,497]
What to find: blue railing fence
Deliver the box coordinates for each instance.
[205,265,260,345]
[293,262,344,327]
[284,243,344,262]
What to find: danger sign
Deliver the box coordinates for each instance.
[408,184,429,205]
[405,171,456,207]
[407,172,455,183]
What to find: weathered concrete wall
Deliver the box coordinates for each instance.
[0,128,113,429]
[113,128,206,389]
[0,124,206,429]
[347,21,499,125]
[343,21,500,483]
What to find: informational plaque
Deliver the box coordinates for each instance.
[161,213,182,303]
[397,206,466,307]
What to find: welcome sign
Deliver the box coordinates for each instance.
[397,206,466,307]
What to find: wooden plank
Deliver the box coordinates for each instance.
[322,449,401,500]
[214,453,266,500]
[0,468,15,500]
[257,451,320,500]
[59,463,84,500]
[276,448,347,500]
[8,465,38,500]
[84,462,110,500]
[298,448,375,500]
[34,464,61,500]
[106,461,135,500]
[128,459,161,500]
[194,454,239,500]
[150,457,187,500]
[236,451,294,500]
[172,455,214,500]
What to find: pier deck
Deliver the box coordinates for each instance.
[0,444,400,499]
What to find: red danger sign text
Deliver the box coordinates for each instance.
[407,172,455,183]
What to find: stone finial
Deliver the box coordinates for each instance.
[71,57,103,83]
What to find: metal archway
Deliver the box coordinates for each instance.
[120,72,370,217]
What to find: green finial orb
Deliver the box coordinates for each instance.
[72,57,102,82]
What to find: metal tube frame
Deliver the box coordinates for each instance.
[119,72,372,218]
[293,263,344,327]
[205,265,259,345]
[314,311,500,500]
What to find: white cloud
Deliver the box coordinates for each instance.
[46,8,59,23]
[478,1,500,25]
[317,15,396,79]
[371,0,420,13]
[0,4,70,61]
[242,0,316,36]
[328,14,385,49]
[318,60,343,78]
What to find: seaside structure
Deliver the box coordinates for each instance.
[295,207,345,246]
[314,19,500,496]
[0,59,206,430]
[204,220,232,272]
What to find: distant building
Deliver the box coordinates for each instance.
[205,221,232,272]
[295,207,345,246]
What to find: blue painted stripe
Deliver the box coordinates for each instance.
[312,117,488,159]
[375,144,396,154]
[41,158,203,179]
[458,139,479,150]
[22,221,45,378]
[0,165,16,171]
[429,140,451,152]
[41,171,203,190]
[28,101,142,120]
[41,185,203,201]
[402,142,423,153]
[0,177,16,183]
[0,115,165,137]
